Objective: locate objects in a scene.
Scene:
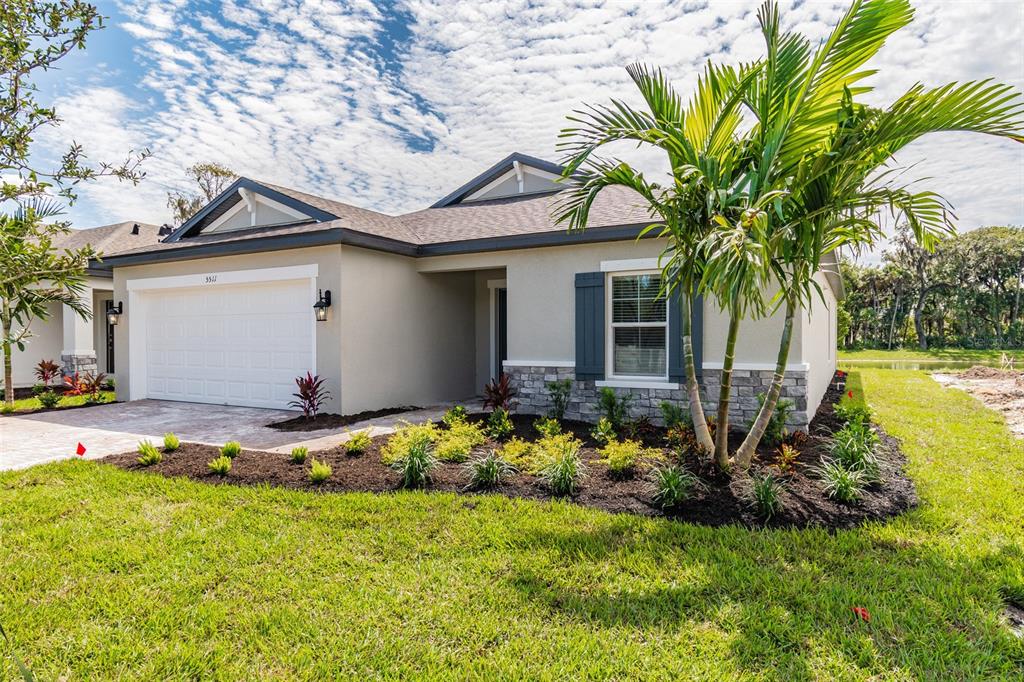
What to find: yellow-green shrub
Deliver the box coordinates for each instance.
[434,421,486,463]
[380,422,439,465]
[600,439,660,479]
[529,433,583,475]
[497,437,534,470]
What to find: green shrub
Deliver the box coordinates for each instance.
[659,401,687,428]
[163,432,180,452]
[31,383,47,396]
[381,422,439,465]
[435,421,486,463]
[591,417,616,445]
[290,446,309,463]
[750,474,785,520]
[465,451,517,490]
[344,430,372,455]
[308,458,332,484]
[598,387,632,431]
[208,456,232,475]
[829,421,881,482]
[38,390,61,409]
[600,439,658,479]
[650,465,702,509]
[497,437,534,470]
[137,440,162,466]
[751,393,794,447]
[220,441,242,459]
[834,401,872,426]
[0,404,14,414]
[539,440,585,496]
[816,459,866,503]
[391,439,436,489]
[442,405,468,427]
[485,407,514,441]
[545,378,572,420]
[533,417,562,439]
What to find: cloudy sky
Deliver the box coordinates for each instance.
[28,0,1024,255]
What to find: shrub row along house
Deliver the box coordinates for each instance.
[12,153,840,428]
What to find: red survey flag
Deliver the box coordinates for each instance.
[76,442,86,456]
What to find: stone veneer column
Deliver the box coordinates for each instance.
[504,365,811,431]
[61,298,98,378]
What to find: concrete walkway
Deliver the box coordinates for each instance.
[1,399,478,471]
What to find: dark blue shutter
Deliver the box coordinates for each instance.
[669,293,703,382]
[575,272,605,380]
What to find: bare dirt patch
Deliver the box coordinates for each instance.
[932,367,1024,437]
[101,375,917,529]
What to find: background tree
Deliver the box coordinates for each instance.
[1,201,92,407]
[166,162,236,224]
[885,224,948,350]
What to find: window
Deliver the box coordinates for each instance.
[608,272,667,379]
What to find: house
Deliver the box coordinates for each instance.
[24,153,841,428]
[8,221,169,387]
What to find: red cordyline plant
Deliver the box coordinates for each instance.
[64,371,106,398]
[483,373,517,412]
[34,359,60,386]
[289,372,330,419]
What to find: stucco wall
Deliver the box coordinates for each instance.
[338,246,476,413]
[7,301,64,387]
[111,245,343,412]
[800,271,839,418]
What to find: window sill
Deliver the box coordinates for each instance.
[595,379,681,390]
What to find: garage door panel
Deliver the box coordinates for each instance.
[143,279,313,409]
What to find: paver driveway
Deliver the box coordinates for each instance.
[0,399,459,471]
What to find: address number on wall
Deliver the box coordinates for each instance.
[204,275,218,284]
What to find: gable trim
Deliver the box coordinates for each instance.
[431,152,566,208]
[165,177,340,242]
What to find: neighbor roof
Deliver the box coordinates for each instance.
[54,221,163,258]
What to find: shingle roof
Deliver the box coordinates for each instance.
[53,221,163,257]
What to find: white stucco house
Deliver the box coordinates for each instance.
[11,153,841,428]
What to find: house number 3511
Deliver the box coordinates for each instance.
[204,275,217,284]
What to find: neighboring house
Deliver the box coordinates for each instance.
[9,221,169,387]
[63,153,836,428]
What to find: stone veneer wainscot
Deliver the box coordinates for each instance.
[505,364,810,431]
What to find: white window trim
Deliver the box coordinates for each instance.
[600,257,661,272]
[596,379,681,390]
[605,269,670,383]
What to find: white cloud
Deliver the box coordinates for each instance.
[42,0,1022,241]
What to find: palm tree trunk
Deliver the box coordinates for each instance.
[713,311,740,470]
[733,297,796,470]
[2,301,13,409]
[681,294,714,454]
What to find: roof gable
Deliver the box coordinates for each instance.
[430,152,565,208]
[165,178,340,242]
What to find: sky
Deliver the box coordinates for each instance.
[24,0,1024,260]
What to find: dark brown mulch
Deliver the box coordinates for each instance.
[102,373,918,530]
[2,385,73,401]
[265,406,421,432]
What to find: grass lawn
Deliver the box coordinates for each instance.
[1,390,116,413]
[2,370,1023,679]
[839,348,1024,363]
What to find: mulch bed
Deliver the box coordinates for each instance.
[265,406,420,432]
[102,374,918,529]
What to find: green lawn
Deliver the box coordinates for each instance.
[2,371,1023,679]
[2,390,116,413]
[839,348,1023,363]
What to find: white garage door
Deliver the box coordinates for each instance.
[143,279,314,409]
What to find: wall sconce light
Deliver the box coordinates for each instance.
[106,301,123,326]
[313,289,331,322]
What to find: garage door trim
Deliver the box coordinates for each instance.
[126,264,319,405]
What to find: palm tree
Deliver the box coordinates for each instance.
[730,0,1024,467]
[553,62,762,464]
